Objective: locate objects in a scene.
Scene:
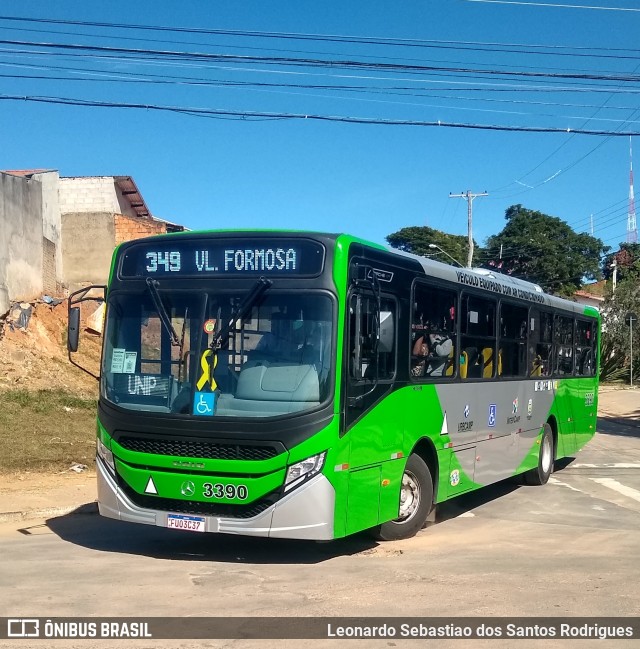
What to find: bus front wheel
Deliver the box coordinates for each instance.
[372,454,434,541]
[523,423,554,486]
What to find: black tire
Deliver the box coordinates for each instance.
[523,423,554,486]
[372,454,434,541]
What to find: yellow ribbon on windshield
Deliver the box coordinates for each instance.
[196,349,218,391]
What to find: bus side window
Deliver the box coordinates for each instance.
[529,310,552,377]
[349,293,396,381]
[554,315,574,375]
[411,282,457,379]
[498,302,528,378]
[575,319,596,376]
[460,294,496,380]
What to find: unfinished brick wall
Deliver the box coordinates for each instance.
[42,237,59,295]
[114,214,167,246]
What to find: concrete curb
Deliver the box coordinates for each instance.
[0,501,98,524]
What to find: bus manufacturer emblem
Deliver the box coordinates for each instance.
[181,481,196,497]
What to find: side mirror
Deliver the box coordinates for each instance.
[67,285,106,381]
[68,307,80,353]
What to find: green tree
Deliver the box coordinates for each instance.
[600,279,640,383]
[386,226,474,267]
[481,205,609,297]
[602,242,640,283]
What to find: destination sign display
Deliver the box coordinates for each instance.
[119,238,326,278]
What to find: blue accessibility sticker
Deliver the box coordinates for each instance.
[193,391,216,416]
[488,404,497,428]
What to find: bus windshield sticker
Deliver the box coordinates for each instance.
[193,391,216,416]
[196,349,218,391]
[111,374,170,399]
[123,352,137,374]
[111,348,126,373]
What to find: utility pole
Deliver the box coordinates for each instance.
[611,257,618,294]
[450,189,488,267]
[628,136,638,243]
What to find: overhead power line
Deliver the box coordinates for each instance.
[3,93,640,136]
[3,14,640,58]
[4,38,640,84]
[465,1,640,12]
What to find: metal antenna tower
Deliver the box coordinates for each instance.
[628,136,638,243]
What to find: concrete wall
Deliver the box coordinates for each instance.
[61,212,116,288]
[59,177,137,219]
[0,173,44,314]
[33,171,63,292]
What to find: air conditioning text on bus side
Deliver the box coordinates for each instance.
[455,270,545,303]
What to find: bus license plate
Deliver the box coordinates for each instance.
[167,514,206,533]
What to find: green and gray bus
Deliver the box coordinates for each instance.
[68,231,599,541]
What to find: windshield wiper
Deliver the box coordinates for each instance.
[210,276,272,351]
[145,277,180,346]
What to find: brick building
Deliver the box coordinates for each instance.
[0,171,184,313]
[59,175,184,290]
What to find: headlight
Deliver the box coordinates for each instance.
[96,438,115,474]
[284,452,326,493]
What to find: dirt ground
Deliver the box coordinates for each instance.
[0,300,101,397]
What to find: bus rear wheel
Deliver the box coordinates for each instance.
[523,423,554,486]
[372,454,434,541]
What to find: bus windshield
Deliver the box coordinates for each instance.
[101,288,334,418]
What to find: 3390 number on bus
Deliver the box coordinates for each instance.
[203,482,248,500]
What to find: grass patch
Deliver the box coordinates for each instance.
[0,389,97,473]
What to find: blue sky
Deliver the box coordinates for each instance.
[2,1,640,254]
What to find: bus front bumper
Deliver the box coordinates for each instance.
[96,456,335,540]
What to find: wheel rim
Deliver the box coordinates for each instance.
[541,433,552,474]
[396,470,421,522]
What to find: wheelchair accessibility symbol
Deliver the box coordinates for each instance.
[488,404,497,428]
[193,391,216,416]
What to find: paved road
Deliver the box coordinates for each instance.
[0,405,639,648]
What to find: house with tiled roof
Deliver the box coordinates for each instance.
[573,280,606,309]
